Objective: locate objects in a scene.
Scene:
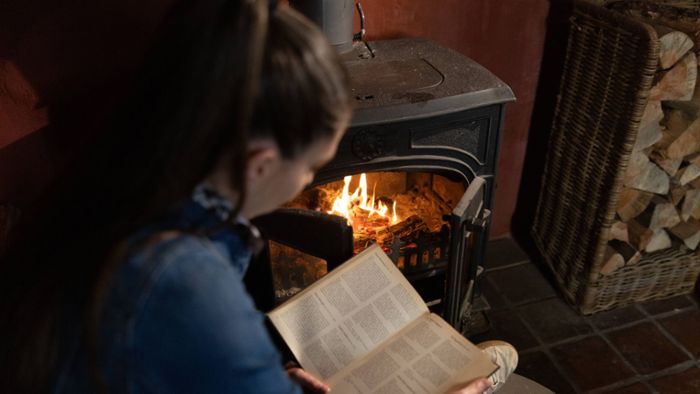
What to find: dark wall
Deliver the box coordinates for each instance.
[0,0,172,207]
[359,0,551,238]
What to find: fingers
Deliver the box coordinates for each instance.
[286,367,331,394]
[447,377,492,394]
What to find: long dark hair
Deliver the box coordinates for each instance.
[252,6,351,158]
[0,1,350,391]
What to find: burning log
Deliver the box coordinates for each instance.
[355,215,433,256]
[353,215,391,240]
[370,215,428,245]
[394,187,453,229]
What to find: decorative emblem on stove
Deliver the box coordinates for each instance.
[352,127,385,161]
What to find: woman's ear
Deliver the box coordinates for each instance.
[246,139,281,184]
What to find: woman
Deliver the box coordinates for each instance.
[0,0,509,392]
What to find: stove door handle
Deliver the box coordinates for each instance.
[468,208,491,232]
[353,2,366,41]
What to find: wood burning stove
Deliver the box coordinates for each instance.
[247,38,513,335]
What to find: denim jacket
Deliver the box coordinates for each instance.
[53,185,301,393]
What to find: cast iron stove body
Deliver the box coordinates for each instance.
[252,38,514,334]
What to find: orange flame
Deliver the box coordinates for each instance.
[328,173,400,226]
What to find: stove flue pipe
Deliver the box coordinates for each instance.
[288,0,362,54]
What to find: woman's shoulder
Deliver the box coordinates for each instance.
[117,232,246,306]
[132,231,229,265]
[106,230,264,356]
[99,231,252,340]
[96,234,293,392]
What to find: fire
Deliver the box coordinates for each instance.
[328,173,400,227]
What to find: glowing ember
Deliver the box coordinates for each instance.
[328,173,400,227]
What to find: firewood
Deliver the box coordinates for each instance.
[681,189,700,221]
[688,153,700,166]
[649,52,697,101]
[624,150,646,180]
[668,218,700,250]
[649,150,683,176]
[637,196,681,231]
[692,176,700,189]
[606,2,700,48]
[615,7,700,50]
[624,151,670,194]
[645,229,672,253]
[666,117,700,160]
[665,99,700,119]
[654,25,694,70]
[608,220,629,243]
[677,163,700,186]
[670,181,688,206]
[634,100,664,151]
[600,245,625,276]
[616,187,654,221]
[657,108,691,151]
[404,187,453,216]
[609,239,641,266]
[627,219,654,251]
[369,215,427,245]
[690,160,700,188]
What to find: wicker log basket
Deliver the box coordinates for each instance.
[531,0,700,314]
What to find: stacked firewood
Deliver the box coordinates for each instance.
[603,24,700,275]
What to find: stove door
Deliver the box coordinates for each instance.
[444,176,490,331]
[245,209,354,313]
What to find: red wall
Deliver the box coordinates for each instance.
[1,0,552,238]
[360,0,550,238]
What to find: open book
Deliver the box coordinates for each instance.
[268,244,498,394]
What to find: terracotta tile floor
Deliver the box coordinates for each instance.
[471,237,700,394]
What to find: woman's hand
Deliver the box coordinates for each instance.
[285,364,330,394]
[447,377,492,394]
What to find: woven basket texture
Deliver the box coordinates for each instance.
[531,1,700,314]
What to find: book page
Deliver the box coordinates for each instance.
[268,244,428,381]
[327,314,498,394]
